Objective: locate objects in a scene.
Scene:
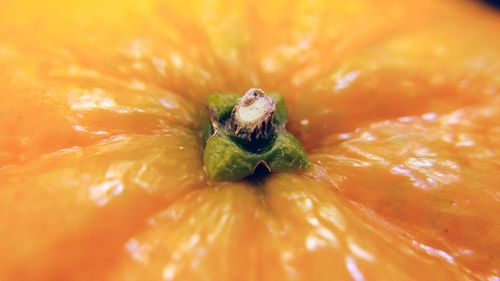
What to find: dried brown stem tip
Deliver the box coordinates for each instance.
[228,88,276,146]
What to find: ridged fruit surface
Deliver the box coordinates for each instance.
[0,0,499,280]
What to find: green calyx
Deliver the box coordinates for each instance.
[203,88,309,181]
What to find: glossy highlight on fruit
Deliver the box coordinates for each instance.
[0,0,499,280]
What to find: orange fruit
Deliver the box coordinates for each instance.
[0,0,499,280]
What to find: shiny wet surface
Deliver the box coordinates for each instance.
[0,0,499,280]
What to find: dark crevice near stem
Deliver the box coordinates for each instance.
[244,161,273,186]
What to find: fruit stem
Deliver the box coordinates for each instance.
[228,88,276,149]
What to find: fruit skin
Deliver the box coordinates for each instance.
[204,92,308,180]
[0,0,499,280]
[207,93,239,123]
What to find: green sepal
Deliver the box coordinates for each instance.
[204,130,309,181]
[202,120,214,145]
[268,92,288,126]
[206,93,239,122]
[204,92,308,181]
